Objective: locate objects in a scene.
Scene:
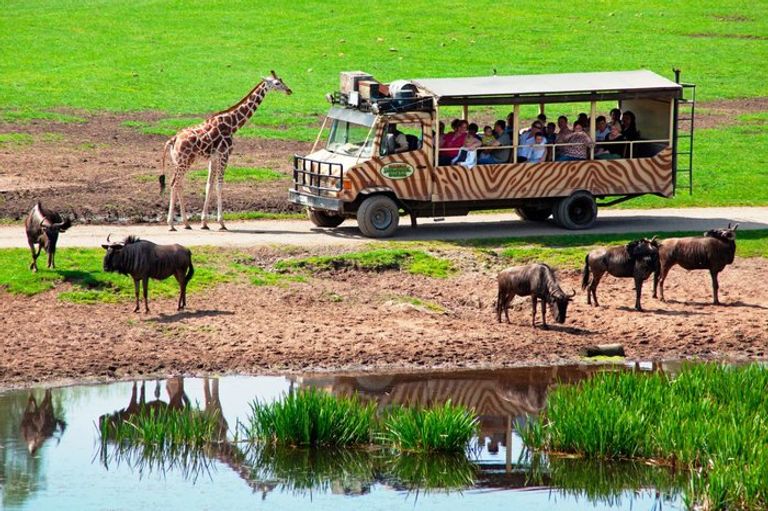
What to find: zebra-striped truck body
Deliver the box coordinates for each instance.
[291,70,692,238]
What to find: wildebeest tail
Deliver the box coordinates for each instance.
[160,137,175,194]
[581,254,591,290]
[185,258,194,284]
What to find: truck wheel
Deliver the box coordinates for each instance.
[553,191,597,230]
[515,206,552,222]
[357,195,400,238]
[308,209,345,228]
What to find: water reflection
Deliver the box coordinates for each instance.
[0,364,688,510]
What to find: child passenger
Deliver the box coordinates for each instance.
[527,132,548,163]
[481,125,496,146]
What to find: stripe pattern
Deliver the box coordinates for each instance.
[341,145,673,202]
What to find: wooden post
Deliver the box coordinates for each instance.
[434,105,441,167]
[462,105,468,121]
[668,98,675,148]
[512,104,520,163]
[506,414,512,472]
[590,100,597,159]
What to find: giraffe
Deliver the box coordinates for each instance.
[160,71,292,231]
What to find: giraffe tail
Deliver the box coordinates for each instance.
[160,137,175,194]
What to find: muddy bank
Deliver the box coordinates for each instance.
[1,254,766,389]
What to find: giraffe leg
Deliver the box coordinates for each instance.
[200,159,216,230]
[167,185,177,232]
[216,151,230,231]
[177,181,192,230]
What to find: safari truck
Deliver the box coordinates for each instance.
[290,70,695,237]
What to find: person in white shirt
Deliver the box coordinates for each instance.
[527,132,548,163]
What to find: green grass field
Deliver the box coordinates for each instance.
[1,0,767,206]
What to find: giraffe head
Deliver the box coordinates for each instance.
[264,70,292,95]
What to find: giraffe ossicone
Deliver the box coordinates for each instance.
[160,71,292,231]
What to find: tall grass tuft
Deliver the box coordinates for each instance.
[99,406,224,448]
[243,388,376,447]
[521,363,768,510]
[380,401,478,453]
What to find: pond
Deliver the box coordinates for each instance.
[1,364,686,510]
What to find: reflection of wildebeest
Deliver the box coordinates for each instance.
[20,389,66,454]
[582,238,660,311]
[653,224,738,305]
[25,202,73,271]
[101,235,194,313]
[496,263,574,329]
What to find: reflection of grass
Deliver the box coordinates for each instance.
[244,388,377,446]
[275,249,456,278]
[381,401,478,453]
[98,441,218,483]
[189,166,286,183]
[525,454,685,504]
[244,444,475,496]
[521,363,768,510]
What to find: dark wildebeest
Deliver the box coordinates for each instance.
[101,235,194,313]
[653,224,738,305]
[582,237,660,311]
[496,263,575,329]
[20,389,66,454]
[24,202,73,271]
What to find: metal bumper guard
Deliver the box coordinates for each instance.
[288,190,342,211]
[290,155,345,212]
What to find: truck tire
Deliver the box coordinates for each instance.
[357,195,399,238]
[308,209,345,228]
[553,191,597,230]
[515,206,552,222]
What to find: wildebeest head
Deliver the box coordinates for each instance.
[551,289,576,324]
[626,236,659,260]
[40,217,72,252]
[704,223,738,242]
[101,234,127,272]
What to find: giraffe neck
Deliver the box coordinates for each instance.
[216,81,269,134]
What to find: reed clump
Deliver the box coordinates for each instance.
[243,389,478,453]
[521,363,768,510]
[380,401,478,453]
[99,406,224,448]
[243,388,377,446]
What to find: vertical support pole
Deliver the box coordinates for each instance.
[512,104,520,164]
[589,100,597,159]
[462,105,468,121]
[434,104,441,169]
[668,98,675,148]
[539,103,545,116]
[506,414,512,472]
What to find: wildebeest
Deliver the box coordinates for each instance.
[496,263,575,329]
[20,389,66,454]
[101,235,194,312]
[24,202,73,271]
[653,224,738,305]
[582,237,660,311]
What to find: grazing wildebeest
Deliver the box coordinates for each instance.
[24,202,73,271]
[582,237,660,311]
[496,263,575,329]
[101,235,194,313]
[653,224,738,305]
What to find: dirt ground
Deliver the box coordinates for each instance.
[1,253,766,389]
[0,111,307,223]
[1,98,766,222]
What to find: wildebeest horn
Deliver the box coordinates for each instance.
[732,223,739,231]
[106,233,112,243]
[568,289,576,297]
[650,235,657,242]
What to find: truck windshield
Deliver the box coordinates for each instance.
[326,120,373,158]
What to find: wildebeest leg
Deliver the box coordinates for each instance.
[540,299,548,329]
[495,288,504,323]
[216,149,231,231]
[657,263,673,302]
[531,296,538,327]
[133,278,141,312]
[176,270,186,310]
[200,158,216,230]
[589,271,603,307]
[710,269,720,305]
[634,276,643,311]
[29,240,41,272]
[504,294,514,324]
[47,248,55,269]
[142,277,150,313]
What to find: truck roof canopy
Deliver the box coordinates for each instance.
[412,70,682,106]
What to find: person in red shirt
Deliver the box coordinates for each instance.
[439,119,468,165]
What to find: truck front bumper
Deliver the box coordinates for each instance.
[289,190,343,212]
